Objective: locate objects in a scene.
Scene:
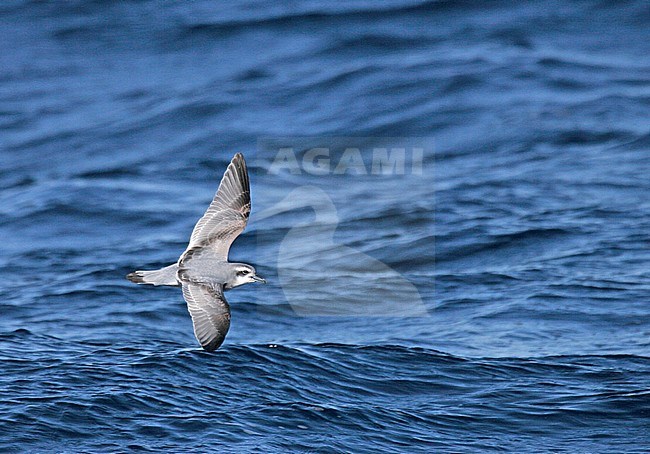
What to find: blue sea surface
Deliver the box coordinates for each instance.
[1,1,649,452]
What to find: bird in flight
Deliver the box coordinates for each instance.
[127,153,265,351]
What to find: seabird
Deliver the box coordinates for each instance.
[127,153,265,351]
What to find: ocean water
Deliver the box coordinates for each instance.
[1,0,649,452]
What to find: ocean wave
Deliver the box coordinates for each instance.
[2,0,649,450]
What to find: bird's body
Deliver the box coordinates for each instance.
[127,153,265,351]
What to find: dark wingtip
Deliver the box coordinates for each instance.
[201,338,224,352]
[126,271,144,283]
[229,152,249,194]
[233,153,247,171]
[199,336,226,353]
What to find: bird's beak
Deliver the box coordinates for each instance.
[252,275,267,284]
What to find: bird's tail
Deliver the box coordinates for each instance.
[126,264,180,286]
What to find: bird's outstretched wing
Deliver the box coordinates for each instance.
[181,153,250,263]
[181,280,231,352]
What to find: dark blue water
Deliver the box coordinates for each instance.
[1,1,649,452]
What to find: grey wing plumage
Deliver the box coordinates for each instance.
[181,281,231,351]
[182,153,250,262]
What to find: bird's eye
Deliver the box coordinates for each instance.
[237,270,248,276]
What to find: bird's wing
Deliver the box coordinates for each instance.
[182,153,250,262]
[181,280,231,351]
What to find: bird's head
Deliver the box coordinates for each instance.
[226,263,266,289]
